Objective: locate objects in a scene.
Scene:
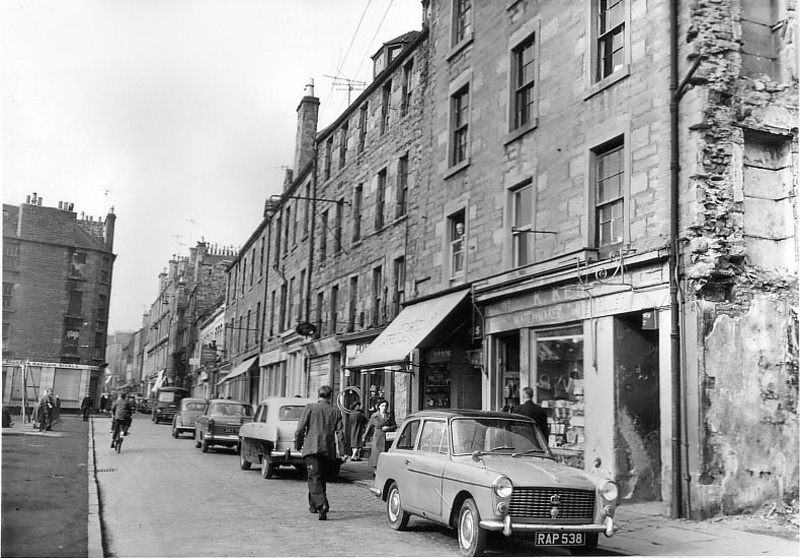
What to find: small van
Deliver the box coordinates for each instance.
[152,386,190,424]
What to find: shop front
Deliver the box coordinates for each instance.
[476,257,672,503]
[347,288,482,421]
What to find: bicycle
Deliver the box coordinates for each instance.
[111,418,125,453]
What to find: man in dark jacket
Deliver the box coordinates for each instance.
[513,387,550,441]
[295,385,343,520]
[80,395,93,421]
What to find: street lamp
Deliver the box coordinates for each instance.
[264,194,350,218]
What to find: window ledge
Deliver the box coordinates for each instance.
[583,66,630,101]
[444,158,470,179]
[504,119,538,145]
[447,35,474,62]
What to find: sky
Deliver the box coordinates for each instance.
[1,0,422,334]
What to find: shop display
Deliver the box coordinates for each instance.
[424,364,451,409]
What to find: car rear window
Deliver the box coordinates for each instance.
[184,402,205,411]
[279,405,306,421]
[209,403,254,417]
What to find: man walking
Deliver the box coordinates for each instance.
[37,389,55,432]
[294,385,343,521]
[513,387,550,441]
[81,394,93,422]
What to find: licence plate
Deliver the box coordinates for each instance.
[223,427,236,434]
[534,532,585,547]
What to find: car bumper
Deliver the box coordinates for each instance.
[479,515,617,538]
[269,448,304,463]
[207,434,239,445]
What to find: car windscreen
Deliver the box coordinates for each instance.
[157,392,177,403]
[278,405,307,421]
[208,403,253,417]
[184,402,205,411]
[451,417,548,455]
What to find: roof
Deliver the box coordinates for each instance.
[403,409,536,422]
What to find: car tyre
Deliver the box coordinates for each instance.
[260,455,275,479]
[194,431,201,448]
[239,440,251,470]
[201,434,210,453]
[172,423,179,438]
[458,498,487,557]
[386,482,410,531]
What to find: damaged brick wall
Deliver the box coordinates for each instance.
[684,0,798,517]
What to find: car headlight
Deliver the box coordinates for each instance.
[600,480,618,502]
[493,476,513,498]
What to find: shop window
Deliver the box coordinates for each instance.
[535,326,584,453]
[497,334,520,412]
[424,362,451,409]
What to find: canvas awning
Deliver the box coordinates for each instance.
[217,356,258,385]
[348,289,470,370]
[150,370,165,393]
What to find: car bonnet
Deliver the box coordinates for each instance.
[479,454,597,490]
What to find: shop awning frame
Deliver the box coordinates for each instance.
[218,356,258,385]
[348,289,471,370]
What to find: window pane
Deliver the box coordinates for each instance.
[514,186,532,226]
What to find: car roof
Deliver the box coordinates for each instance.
[182,398,207,403]
[403,409,536,422]
[207,399,250,405]
[255,397,316,406]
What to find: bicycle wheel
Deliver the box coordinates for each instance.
[115,436,123,453]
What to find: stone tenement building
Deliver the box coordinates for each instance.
[217,0,796,519]
[2,194,116,410]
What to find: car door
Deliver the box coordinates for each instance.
[405,419,448,518]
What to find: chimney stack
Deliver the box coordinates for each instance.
[294,80,320,175]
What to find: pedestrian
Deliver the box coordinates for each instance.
[51,395,61,426]
[81,394,93,421]
[294,385,344,521]
[347,402,368,461]
[37,389,55,432]
[99,393,108,414]
[512,386,550,441]
[363,399,396,469]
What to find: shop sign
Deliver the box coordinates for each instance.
[485,299,587,333]
[428,349,452,363]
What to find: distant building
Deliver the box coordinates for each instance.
[2,193,116,410]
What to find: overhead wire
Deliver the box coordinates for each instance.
[351,0,395,80]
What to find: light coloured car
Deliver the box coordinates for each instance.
[194,399,253,453]
[238,397,338,479]
[171,397,207,438]
[369,409,619,556]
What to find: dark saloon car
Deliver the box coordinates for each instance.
[172,397,207,438]
[369,409,619,556]
[194,399,253,453]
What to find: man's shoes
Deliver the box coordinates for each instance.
[110,442,115,448]
[309,506,318,514]
[318,505,329,521]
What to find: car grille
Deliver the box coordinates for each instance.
[211,424,240,436]
[509,488,595,521]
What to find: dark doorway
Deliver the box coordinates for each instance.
[614,313,661,502]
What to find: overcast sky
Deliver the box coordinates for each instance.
[2,0,421,333]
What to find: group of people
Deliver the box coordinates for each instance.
[33,389,59,432]
[294,386,396,521]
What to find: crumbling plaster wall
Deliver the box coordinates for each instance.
[682,0,799,517]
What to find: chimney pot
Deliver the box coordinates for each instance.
[304,79,315,97]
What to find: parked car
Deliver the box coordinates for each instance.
[172,397,207,438]
[138,397,154,414]
[194,399,253,453]
[152,387,190,424]
[238,397,330,479]
[369,409,619,556]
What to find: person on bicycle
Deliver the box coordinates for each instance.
[110,393,133,448]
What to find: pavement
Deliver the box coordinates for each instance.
[3,414,798,557]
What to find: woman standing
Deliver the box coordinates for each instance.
[347,403,368,461]
[363,400,396,468]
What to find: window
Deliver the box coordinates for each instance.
[3,282,12,309]
[94,331,104,359]
[259,237,265,276]
[594,139,625,248]
[291,203,298,246]
[68,291,83,316]
[352,184,363,242]
[371,266,383,326]
[315,292,323,335]
[3,242,19,269]
[287,277,295,331]
[418,420,448,454]
[449,213,466,278]
[339,121,349,169]
[512,34,536,130]
[2,323,9,351]
[255,302,261,343]
[279,284,287,333]
[98,294,108,320]
[401,59,413,117]
[741,0,781,80]
[303,183,311,235]
[330,285,339,334]
[395,155,408,218]
[453,0,472,45]
[283,207,292,254]
[101,257,110,283]
[250,248,255,285]
[451,86,470,166]
[395,419,420,450]
[334,200,343,253]
[392,256,406,318]
[348,276,358,332]
[269,290,276,336]
[274,214,282,264]
[246,310,252,348]
[69,252,87,279]
[375,169,387,231]
[358,103,368,153]
[64,329,80,354]
[241,258,247,294]
[512,182,534,267]
[596,0,626,81]
[324,137,333,180]
[298,269,306,322]
[381,80,392,134]
[320,210,328,262]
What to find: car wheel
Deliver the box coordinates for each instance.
[151,414,156,423]
[172,423,179,438]
[194,431,201,449]
[386,482,410,531]
[201,434,210,453]
[238,440,251,470]
[458,498,487,557]
[260,455,275,479]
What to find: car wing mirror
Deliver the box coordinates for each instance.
[471,450,484,462]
